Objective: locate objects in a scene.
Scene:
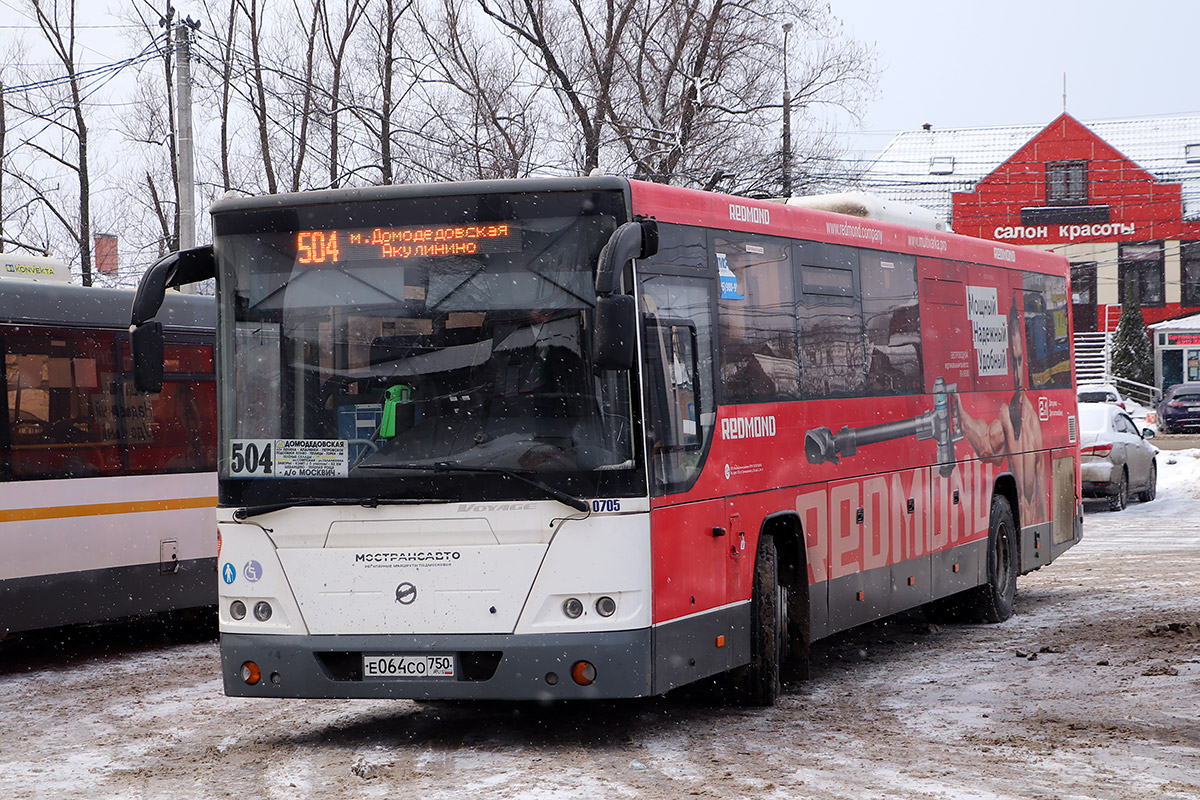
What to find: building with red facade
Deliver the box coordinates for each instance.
[859,113,1200,340]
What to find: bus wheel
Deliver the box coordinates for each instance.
[964,495,1017,623]
[735,536,786,707]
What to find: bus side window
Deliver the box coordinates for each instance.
[716,234,799,403]
[5,329,119,480]
[1022,273,1072,390]
[861,251,923,396]
[639,273,715,494]
[795,244,865,398]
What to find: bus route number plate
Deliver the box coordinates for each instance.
[362,654,455,679]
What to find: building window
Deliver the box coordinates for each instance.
[1118,242,1165,308]
[929,156,955,175]
[1046,160,1088,205]
[1183,241,1200,307]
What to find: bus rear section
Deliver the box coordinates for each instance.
[130,176,1082,705]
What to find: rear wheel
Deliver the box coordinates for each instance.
[734,537,785,707]
[1108,469,1128,512]
[962,495,1017,623]
[1137,462,1157,503]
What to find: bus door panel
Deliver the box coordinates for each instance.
[1049,448,1080,557]
[825,476,892,632]
[722,501,750,603]
[650,498,729,624]
[880,466,936,620]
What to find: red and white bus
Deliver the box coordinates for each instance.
[130,177,1082,705]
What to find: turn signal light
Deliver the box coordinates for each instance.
[241,661,262,685]
[571,660,596,686]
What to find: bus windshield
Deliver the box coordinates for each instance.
[214,188,643,504]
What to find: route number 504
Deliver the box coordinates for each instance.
[230,440,274,476]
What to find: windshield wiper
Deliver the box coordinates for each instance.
[360,461,590,513]
[232,496,443,520]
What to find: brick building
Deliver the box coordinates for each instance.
[858,113,1200,339]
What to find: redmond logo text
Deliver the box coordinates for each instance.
[729,203,770,225]
[721,415,777,440]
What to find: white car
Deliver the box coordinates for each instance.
[1077,382,1127,410]
[1078,402,1158,511]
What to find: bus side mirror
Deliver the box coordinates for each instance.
[129,245,215,394]
[131,321,165,393]
[594,294,636,370]
[595,219,657,296]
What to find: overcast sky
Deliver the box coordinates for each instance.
[830,0,1200,158]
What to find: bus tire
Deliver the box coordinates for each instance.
[964,495,1017,623]
[734,536,785,707]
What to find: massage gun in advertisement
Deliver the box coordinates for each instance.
[804,377,963,477]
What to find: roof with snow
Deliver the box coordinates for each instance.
[1150,312,1200,331]
[857,114,1200,225]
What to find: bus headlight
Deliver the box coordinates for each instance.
[595,596,617,617]
[562,598,584,619]
[253,601,273,621]
[230,600,247,620]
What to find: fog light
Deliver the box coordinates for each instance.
[253,601,273,621]
[230,600,247,620]
[545,672,559,686]
[241,661,261,685]
[562,597,584,619]
[570,660,596,686]
[595,596,616,617]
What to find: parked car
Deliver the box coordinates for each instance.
[1157,382,1200,434]
[1078,402,1158,511]
[1077,382,1127,410]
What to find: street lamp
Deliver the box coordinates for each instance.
[781,21,793,197]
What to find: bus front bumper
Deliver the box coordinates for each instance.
[220,629,653,700]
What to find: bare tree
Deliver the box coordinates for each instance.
[410,0,544,180]
[470,0,872,190]
[319,0,367,188]
[16,0,95,283]
[237,0,279,193]
[476,0,636,175]
[359,0,412,184]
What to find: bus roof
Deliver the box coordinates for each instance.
[206,176,1067,277]
[0,280,214,330]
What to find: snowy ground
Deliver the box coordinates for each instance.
[3,454,1200,799]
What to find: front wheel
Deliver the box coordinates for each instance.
[733,537,786,707]
[963,495,1017,623]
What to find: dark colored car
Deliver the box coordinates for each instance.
[1157,382,1200,434]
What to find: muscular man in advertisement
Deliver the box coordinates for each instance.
[957,298,1048,526]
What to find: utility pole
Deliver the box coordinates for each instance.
[176,18,199,253]
[0,81,6,253]
[781,22,793,197]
